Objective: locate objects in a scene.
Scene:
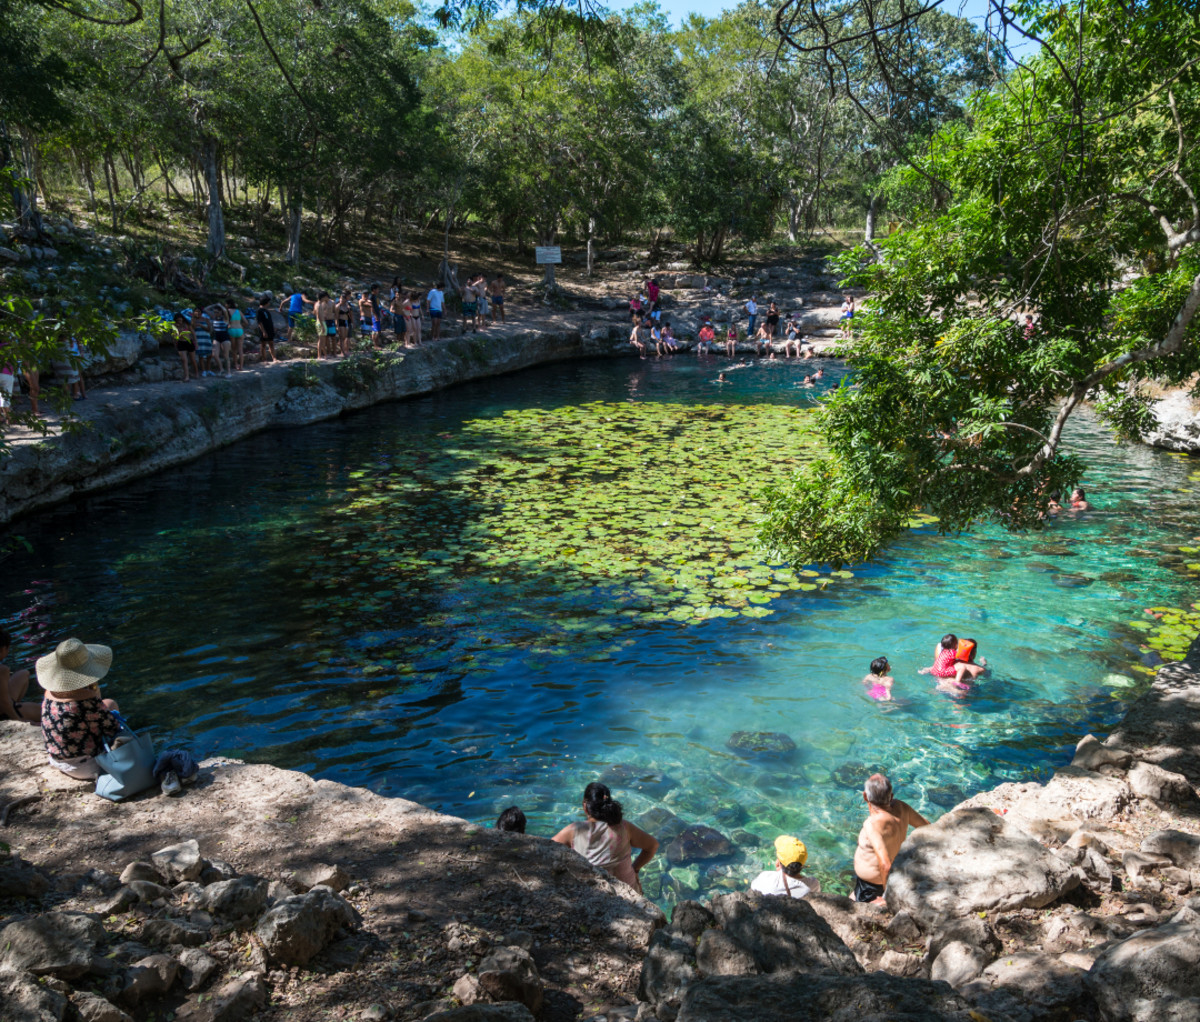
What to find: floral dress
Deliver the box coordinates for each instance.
[42,694,121,760]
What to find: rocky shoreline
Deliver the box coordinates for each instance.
[3,640,1200,1021]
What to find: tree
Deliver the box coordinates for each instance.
[759,0,1200,568]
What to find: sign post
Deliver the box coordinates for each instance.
[535,246,562,290]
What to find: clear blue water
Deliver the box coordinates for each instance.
[2,356,1197,905]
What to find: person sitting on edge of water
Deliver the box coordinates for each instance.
[552,782,658,894]
[751,835,822,900]
[852,773,928,903]
[863,656,894,702]
[496,806,527,833]
[919,633,987,691]
[725,324,738,358]
[1070,487,1091,510]
[37,637,122,781]
[696,321,716,355]
[0,628,40,723]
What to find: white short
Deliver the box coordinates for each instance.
[49,754,102,780]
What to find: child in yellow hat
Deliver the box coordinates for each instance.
[750,835,821,900]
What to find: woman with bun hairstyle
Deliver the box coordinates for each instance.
[552,782,658,893]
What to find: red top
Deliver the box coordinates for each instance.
[931,646,959,678]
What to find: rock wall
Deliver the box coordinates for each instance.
[1143,385,1200,453]
[0,325,630,527]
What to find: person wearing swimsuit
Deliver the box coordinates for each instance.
[852,773,928,902]
[191,305,214,376]
[173,311,198,382]
[336,292,354,357]
[552,782,658,894]
[918,633,986,691]
[207,302,232,377]
[227,300,246,371]
[358,293,374,346]
[863,656,894,701]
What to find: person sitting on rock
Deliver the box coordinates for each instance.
[552,782,657,894]
[919,633,986,691]
[37,637,122,780]
[496,806,527,833]
[0,628,40,723]
[852,773,928,903]
[750,835,821,900]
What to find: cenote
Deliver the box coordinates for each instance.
[3,355,1199,906]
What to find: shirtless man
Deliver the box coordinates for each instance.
[489,275,507,324]
[852,773,928,903]
[0,628,40,723]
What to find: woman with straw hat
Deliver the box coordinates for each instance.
[37,638,122,781]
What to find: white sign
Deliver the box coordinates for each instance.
[535,246,562,265]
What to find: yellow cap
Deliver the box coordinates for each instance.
[775,835,807,868]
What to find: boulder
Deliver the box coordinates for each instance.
[0,856,50,899]
[963,951,1091,1021]
[1127,762,1197,805]
[142,917,209,947]
[926,915,1002,962]
[178,972,268,1022]
[670,900,716,942]
[201,877,269,922]
[665,826,733,866]
[452,973,485,1005]
[598,763,678,798]
[422,1006,536,1022]
[1086,919,1200,1022]
[71,992,133,1022]
[254,886,360,966]
[930,941,991,987]
[1072,734,1133,772]
[1141,830,1200,869]
[119,862,162,885]
[726,731,797,759]
[1123,850,1174,879]
[877,949,923,977]
[886,807,1082,929]
[199,860,238,885]
[0,912,105,980]
[0,964,69,1021]
[638,928,698,1018]
[676,972,977,1022]
[129,879,172,903]
[704,892,863,977]
[177,947,220,992]
[803,893,885,950]
[293,863,349,893]
[476,947,544,1016]
[152,840,205,883]
[120,954,179,1006]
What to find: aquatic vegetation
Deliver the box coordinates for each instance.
[299,401,827,677]
[1137,605,1200,663]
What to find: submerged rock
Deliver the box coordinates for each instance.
[726,731,797,759]
[635,806,688,843]
[598,763,678,798]
[927,785,968,808]
[666,825,734,866]
[1053,572,1094,588]
[831,761,885,790]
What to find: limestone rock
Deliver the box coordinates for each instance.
[177,947,220,991]
[1144,387,1200,452]
[1123,850,1173,879]
[453,973,485,1005]
[877,949,922,977]
[422,1005,536,1022]
[120,862,163,885]
[72,991,133,1022]
[725,731,797,759]
[1086,919,1200,1022]
[669,900,715,942]
[638,928,698,1017]
[884,908,922,943]
[120,953,179,1006]
[1141,829,1200,869]
[927,915,1002,962]
[199,860,238,885]
[96,887,139,915]
[962,951,1091,1021]
[501,930,534,952]
[676,972,976,1022]
[152,840,205,883]
[293,863,349,893]
[930,940,991,987]
[254,886,360,966]
[201,877,269,922]
[178,972,268,1022]
[1127,761,1197,805]
[705,892,863,977]
[1072,734,1133,772]
[129,879,171,903]
[0,856,50,899]
[142,917,210,947]
[886,807,1082,929]
[0,964,69,1021]
[665,825,733,866]
[476,947,543,1016]
[0,912,105,979]
[598,763,678,798]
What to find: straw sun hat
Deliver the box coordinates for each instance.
[36,638,113,693]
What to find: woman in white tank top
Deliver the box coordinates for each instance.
[552,781,658,894]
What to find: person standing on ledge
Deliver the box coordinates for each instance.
[852,773,928,903]
[745,295,758,338]
[427,282,445,341]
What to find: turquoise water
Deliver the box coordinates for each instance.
[2,356,1197,905]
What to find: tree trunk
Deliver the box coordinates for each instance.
[202,136,226,257]
[102,151,118,231]
[284,182,302,265]
[540,228,557,290]
[865,193,884,246]
[586,215,595,277]
[78,151,96,209]
[0,122,44,236]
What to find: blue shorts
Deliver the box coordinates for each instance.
[492,295,504,306]
[430,310,442,319]
[288,313,300,328]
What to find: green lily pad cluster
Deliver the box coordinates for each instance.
[1132,604,1200,664]
[298,400,828,677]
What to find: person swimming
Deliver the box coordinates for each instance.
[919,633,987,691]
[1070,487,1090,510]
[716,372,728,383]
[863,657,894,702]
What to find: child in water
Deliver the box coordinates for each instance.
[919,633,986,691]
[863,657,894,702]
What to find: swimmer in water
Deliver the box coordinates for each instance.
[919,633,986,692]
[1070,487,1090,510]
[716,372,728,383]
[863,657,894,702]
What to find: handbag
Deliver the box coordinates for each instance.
[94,714,157,802]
